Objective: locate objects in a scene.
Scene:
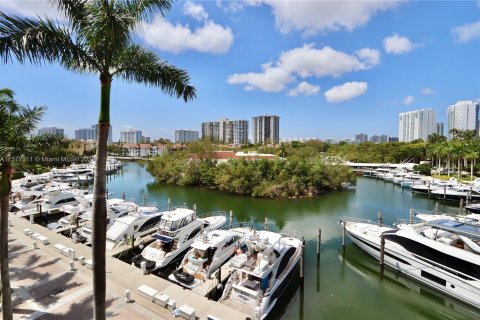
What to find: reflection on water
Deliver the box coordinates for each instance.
[106,162,478,320]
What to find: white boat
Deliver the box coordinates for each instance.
[132,209,227,271]
[168,225,252,289]
[431,185,480,202]
[105,205,162,250]
[15,191,80,215]
[411,178,458,195]
[219,230,303,320]
[342,217,480,310]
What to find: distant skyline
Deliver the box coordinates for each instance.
[2,1,480,141]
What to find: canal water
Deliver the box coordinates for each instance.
[106,162,480,320]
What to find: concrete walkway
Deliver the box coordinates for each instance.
[5,214,250,320]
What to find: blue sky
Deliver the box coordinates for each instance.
[1,0,480,141]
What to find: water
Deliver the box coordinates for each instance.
[107,162,480,320]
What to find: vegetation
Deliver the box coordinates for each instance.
[413,163,432,176]
[0,2,195,319]
[147,142,355,198]
[0,89,66,320]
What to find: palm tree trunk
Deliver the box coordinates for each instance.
[0,162,13,320]
[92,75,111,320]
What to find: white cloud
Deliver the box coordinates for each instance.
[403,95,415,105]
[451,21,480,43]
[183,1,209,21]
[420,88,434,95]
[227,44,380,93]
[139,17,233,54]
[383,33,414,54]
[0,0,62,19]
[227,66,293,92]
[324,82,368,103]
[264,0,401,35]
[288,81,320,97]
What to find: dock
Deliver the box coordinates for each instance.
[7,214,252,319]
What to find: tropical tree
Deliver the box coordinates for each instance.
[0,2,196,319]
[0,88,68,320]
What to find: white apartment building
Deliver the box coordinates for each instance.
[398,109,436,142]
[252,115,280,145]
[201,119,248,144]
[38,127,64,136]
[120,129,142,143]
[447,100,479,139]
[175,129,199,143]
[121,143,166,157]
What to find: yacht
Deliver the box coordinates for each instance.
[219,230,303,320]
[411,178,458,195]
[384,168,408,182]
[105,205,162,250]
[466,203,480,214]
[168,225,252,289]
[341,217,480,310]
[431,185,480,202]
[14,191,79,215]
[132,209,227,271]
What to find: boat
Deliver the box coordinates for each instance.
[14,191,80,215]
[411,178,458,195]
[341,217,480,310]
[105,204,162,250]
[219,230,303,320]
[430,185,480,202]
[466,203,480,214]
[132,209,227,270]
[168,224,252,289]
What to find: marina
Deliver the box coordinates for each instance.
[6,161,480,319]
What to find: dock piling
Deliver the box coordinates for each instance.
[168,198,171,211]
[122,192,126,200]
[143,194,147,206]
[193,204,197,213]
[30,214,34,224]
[300,236,305,278]
[316,228,321,258]
[459,198,464,215]
[229,210,233,225]
[264,217,268,231]
[443,185,446,200]
[378,210,383,227]
[409,208,414,224]
[379,234,385,273]
[435,202,439,213]
[428,181,431,197]
[140,261,147,275]
[342,221,346,252]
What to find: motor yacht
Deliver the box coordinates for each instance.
[132,209,227,271]
[341,217,480,310]
[219,230,302,320]
[168,225,252,289]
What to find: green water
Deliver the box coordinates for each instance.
[107,162,480,320]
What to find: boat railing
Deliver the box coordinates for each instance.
[413,209,469,218]
[280,229,302,240]
[198,210,227,219]
[219,221,254,231]
[340,216,395,228]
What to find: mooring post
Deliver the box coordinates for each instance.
[316,228,321,258]
[216,267,221,284]
[459,198,464,215]
[409,208,414,224]
[443,185,446,200]
[193,204,197,213]
[380,234,385,273]
[124,289,132,303]
[264,217,268,231]
[229,210,233,225]
[122,191,126,200]
[106,189,109,200]
[30,213,34,224]
[168,198,171,211]
[378,210,383,227]
[342,221,346,251]
[300,236,305,278]
[428,181,431,197]
[143,194,147,206]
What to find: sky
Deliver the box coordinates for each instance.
[1,0,480,141]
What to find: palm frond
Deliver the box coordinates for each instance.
[14,105,46,136]
[123,0,174,20]
[113,45,196,102]
[0,13,100,72]
[29,132,71,152]
[48,0,89,32]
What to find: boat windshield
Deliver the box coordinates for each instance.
[158,218,180,231]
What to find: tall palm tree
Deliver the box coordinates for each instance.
[0,88,68,320]
[0,1,195,319]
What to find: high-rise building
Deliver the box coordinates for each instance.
[436,122,444,136]
[175,129,199,143]
[120,129,142,143]
[38,127,64,136]
[370,135,388,143]
[252,115,280,145]
[388,136,399,142]
[201,121,220,141]
[75,124,112,144]
[447,101,479,139]
[201,119,248,144]
[398,109,436,142]
[355,133,368,143]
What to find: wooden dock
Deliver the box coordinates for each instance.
[8,214,252,319]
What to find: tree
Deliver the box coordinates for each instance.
[0,2,196,319]
[0,89,67,320]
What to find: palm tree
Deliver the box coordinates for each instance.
[0,2,195,319]
[0,88,68,320]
